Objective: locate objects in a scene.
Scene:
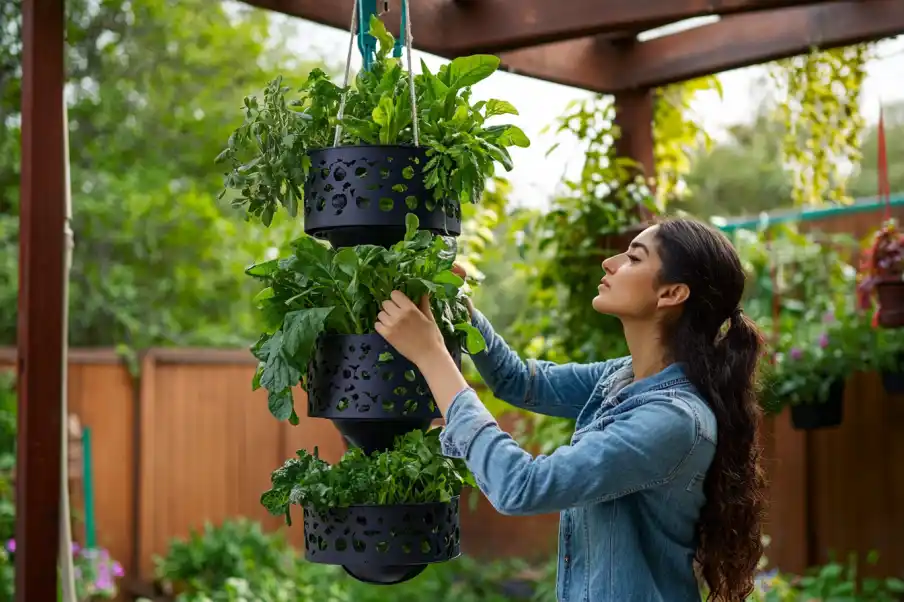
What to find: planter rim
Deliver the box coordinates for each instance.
[307,143,430,154]
[303,496,460,512]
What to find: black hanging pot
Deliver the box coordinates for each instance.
[303,145,462,249]
[790,379,845,430]
[303,498,461,585]
[308,333,461,453]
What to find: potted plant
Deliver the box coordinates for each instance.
[217,16,529,248]
[262,428,474,585]
[871,320,904,395]
[857,218,904,329]
[761,312,866,430]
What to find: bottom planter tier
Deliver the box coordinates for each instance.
[303,498,461,585]
[790,380,845,430]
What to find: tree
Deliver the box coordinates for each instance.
[0,0,313,351]
[678,106,793,218]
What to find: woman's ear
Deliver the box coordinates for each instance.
[657,283,690,309]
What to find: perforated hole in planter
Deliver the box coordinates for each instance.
[303,145,462,248]
[308,333,461,421]
[302,498,461,574]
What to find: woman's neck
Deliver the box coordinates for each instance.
[622,319,670,381]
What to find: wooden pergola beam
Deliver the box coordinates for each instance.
[499,0,904,93]
[16,0,66,601]
[240,0,840,55]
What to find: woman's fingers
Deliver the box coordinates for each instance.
[451,263,467,279]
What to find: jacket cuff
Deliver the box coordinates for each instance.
[439,388,496,459]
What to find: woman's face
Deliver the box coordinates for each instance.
[592,225,688,320]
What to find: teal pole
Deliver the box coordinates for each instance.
[356,0,378,70]
[81,427,96,548]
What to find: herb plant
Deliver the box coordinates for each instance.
[216,16,530,226]
[262,428,476,525]
[248,214,485,424]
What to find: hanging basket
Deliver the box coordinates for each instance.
[876,280,904,329]
[790,379,845,430]
[303,498,461,585]
[303,145,461,249]
[307,333,461,452]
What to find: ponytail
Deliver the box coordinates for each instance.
[654,219,767,601]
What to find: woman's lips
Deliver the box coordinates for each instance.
[599,279,610,289]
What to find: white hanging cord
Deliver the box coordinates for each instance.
[332,1,358,147]
[404,0,419,147]
[59,94,77,602]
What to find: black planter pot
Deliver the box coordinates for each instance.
[303,498,461,585]
[790,379,845,430]
[308,333,461,453]
[303,145,462,249]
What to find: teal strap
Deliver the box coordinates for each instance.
[393,0,407,58]
[356,0,378,70]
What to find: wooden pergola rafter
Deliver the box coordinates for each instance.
[14,0,904,600]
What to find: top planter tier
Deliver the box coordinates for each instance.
[303,145,462,249]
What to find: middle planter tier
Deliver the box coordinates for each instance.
[308,333,462,453]
[303,145,462,249]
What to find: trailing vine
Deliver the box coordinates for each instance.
[769,45,872,206]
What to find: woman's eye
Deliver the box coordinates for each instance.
[627,254,640,263]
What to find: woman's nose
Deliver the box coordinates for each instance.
[601,255,617,275]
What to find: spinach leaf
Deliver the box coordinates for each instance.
[218,15,529,224]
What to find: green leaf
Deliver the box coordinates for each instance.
[484,99,518,118]
[497,125,531,148]
[455,322,487,354]
[447,55,500,90]
[368,15,395,59]
[433,270,465,288]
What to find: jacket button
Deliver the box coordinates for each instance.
[564,556,570,564]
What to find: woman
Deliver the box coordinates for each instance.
[375,218,766,602]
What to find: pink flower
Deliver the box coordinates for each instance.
[790,348,803,360]
[819,333,829,348]
[822,311,835,324]
[5,539,14,553]
[112,561,124,577]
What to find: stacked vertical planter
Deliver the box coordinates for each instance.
[222,10,528,585]
[300,146,463,584]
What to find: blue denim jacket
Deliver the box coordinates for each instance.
[439,311,717,602]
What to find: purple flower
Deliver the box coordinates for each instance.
[71,542,80,554]
[112,561,124,577]
[790,348,803,360]
[5,539,14,553]
[818,333,829,348]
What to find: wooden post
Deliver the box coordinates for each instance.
[16,1,67,600]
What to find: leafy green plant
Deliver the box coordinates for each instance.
[247,214,485,424]
[261,428,475,525]
[217,16,529,226]
[749,551,904,601]
[154,518,297,597]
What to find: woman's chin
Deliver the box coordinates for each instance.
[591,295,611,314]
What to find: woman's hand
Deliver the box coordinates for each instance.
[375,291,446,367]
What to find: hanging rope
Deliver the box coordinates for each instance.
[334,0,420,148]
[403,0,419,147]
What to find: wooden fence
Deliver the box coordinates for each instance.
[2,348,903,586]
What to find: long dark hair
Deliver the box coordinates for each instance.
[654,218,766,601]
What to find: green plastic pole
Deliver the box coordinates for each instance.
[81,427,96,549]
